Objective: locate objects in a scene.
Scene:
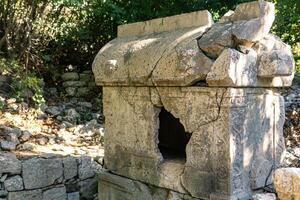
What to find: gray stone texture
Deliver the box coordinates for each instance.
[61,72,79,81]
[63,156,78,180]
[252,193,276,200]
[67,192,80,200]
[92,1,294,200]
[79,178,97,200]
[8,189,42,200]
[0,152,21,175]
[98,171,199,200]
[4,175,24,191]
[78,156,95,180]
[42,186,67,200]
[102,87,285,199]
[22,158,63,189]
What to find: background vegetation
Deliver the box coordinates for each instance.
[0,0,299,105]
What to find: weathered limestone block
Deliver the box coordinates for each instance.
[98,171,198,200]
[22,158,63,189]
[8,189,42,200]
[220,1,275,23]
[258,50,295,77]
[118,10,213,37]
[206,48,257,86]
[92,11,213,86]
[0,152,21,175]
[254,34,291,54]
[198,1,275,59]
[274,168,300,200]
[103,87,285,199]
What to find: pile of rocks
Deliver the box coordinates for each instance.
[0,152,101,200]
[0,88,104,200]
[62,70,98,98]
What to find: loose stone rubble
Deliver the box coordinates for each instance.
[93,1,295,200]
[0,77,104,199]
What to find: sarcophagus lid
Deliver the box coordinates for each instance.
[93,1,294,88]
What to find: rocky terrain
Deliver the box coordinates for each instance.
[0,71,104,200]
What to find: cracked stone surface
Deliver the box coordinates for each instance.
[22,158,63,189]
[93,1,294,88]
[93,1,295,199]
[102,86,285,199]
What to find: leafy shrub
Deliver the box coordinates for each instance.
[0,58,45,106]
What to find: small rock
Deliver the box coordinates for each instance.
[4,175,24,191]
[8,189,42,200]
[48,87,58,96]
[36,137,48,145]
[17,143,35,151]
[64,108,80,124]
[6,98,16,104]
[66,87,77,97]
[43,186,67,200]
[252,193,276,200]
[19,130,32,142]
[0,141,18,151]
[77,87,89,97]
[62,72,79,81]
[0,190,8,197]
[77,102,92,108]
[78,156,95,180]
[63,157,78,180]
[0,174,7,182]
[45,106,61,116]
[67,192,80,200]
[79,73,91,82]
[0,152,21,175]
[5,132,19,143]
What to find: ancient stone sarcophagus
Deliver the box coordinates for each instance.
[93,1,295,199]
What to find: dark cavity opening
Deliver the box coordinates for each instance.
[158,107,192,161]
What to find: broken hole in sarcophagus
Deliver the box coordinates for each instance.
[158,107,192,161]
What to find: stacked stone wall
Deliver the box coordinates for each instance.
[0,152,101,200]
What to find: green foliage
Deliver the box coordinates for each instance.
[0,58,45,106]
[0,0,299,85]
